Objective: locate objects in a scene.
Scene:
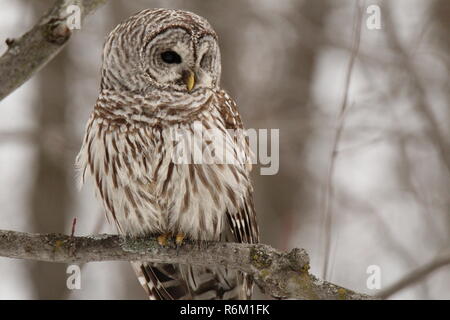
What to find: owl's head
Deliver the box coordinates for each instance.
[101,9,221,94]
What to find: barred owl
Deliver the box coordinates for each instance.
[76,8,259,300]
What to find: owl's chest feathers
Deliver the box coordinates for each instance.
[83,105,249,240]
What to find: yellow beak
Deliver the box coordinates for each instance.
[183,70,195,92]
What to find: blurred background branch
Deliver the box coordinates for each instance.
[377,249,450,299]
[321,1,363,280]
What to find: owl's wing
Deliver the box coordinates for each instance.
[217,90,260,300]
[217,90,260,246]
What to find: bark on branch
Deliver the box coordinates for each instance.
[0,0,108,101]
[0,229,374,300]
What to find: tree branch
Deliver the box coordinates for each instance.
[0,229,374,300]
[377,250,450,299]
[0,0,108,101]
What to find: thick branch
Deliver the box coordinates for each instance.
[0,229,373,300]
[0,0,107,101]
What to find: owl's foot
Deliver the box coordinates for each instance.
[175,232,185,246]
[157,233,170,246]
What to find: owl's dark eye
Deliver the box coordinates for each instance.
[161,51,182,64]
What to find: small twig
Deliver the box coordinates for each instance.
[0,229,374,300]
[71,218,77,237]
[377,250,450,299]
[321,2,363,280]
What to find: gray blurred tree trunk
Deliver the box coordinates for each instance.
[432,0,450,240]
[254,0,330,249]
[433,0,450,54]
[28,0,73,299]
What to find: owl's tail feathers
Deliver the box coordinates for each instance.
[131,262,247,300]
[132,262,189,300]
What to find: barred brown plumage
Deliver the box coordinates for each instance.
[76,8,259,300]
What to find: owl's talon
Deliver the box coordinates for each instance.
[157,233,170,246]
[175,233,185,246]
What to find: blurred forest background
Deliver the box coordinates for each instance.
[0,0,449,299]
